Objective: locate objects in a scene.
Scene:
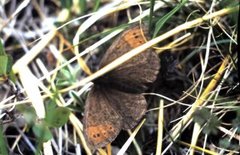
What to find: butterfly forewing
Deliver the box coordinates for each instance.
[99,25,148,67]
[98,25,160,92]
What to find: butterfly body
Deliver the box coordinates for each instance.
[83,24,160,150]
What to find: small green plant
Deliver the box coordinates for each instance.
[0,126,8,155]
[17,102,70,153]
[193,108,221,135]
[0,39,16,83]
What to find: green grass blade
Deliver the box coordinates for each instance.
[153,0,188,38]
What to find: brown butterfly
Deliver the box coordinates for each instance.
[83,24,160,150]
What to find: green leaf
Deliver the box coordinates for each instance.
[0,39,15,82]
[6,55,13,75]
[56,67,75,87]
[203,115,220,135]
[33,122,53,142]
[45,102,70,128]
[148,0,155,32]
[0,40,9,76]
[60,68,72,79]
[79,0,87,13]
[17,105,37,126]
[60,0,72,10]
[219,137,240,150]
[232,108,240,133]
[93,0,100,11]
[45,101,57,114]
[0,55,8,76]
[193,108,221,135]
[219,138,230,149]
[8,69,17,83]
[69,90,87,112]
[193,108,211,126]
[0,39,6,55]
[56,79,72,87]
[0,126,8,155]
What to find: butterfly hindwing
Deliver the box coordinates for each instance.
[83,86,122,149]
[102,87,147,129]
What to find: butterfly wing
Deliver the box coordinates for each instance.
[83,85,147,149]
[102,87,147,130]
[83,86,122,149]
[98,25,160,92]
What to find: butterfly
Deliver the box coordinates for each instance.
[83,24,160,150]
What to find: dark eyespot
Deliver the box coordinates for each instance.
[134,35,139,39]
[97,133,100,137]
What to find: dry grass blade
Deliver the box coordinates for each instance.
[156,99,164,155]
[12,29,57,73]
[18,67,45,118]
[69,113,92,155]
[165,56,229,152]
[179,141,219,155]
[117,119,146,155]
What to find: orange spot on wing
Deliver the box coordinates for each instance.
[85,124,116,146]
[123,28,146,48]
